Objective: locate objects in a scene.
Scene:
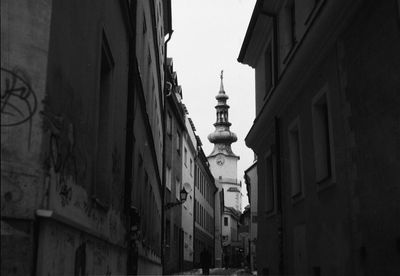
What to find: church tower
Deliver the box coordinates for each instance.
[207,71,241,211]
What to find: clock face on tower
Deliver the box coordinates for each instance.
[216,155,225,166]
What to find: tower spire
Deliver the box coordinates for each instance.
[220,70,224,92]
[207,71,238,157]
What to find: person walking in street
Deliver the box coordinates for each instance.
[200,248,211,275]
[224,254,229,269]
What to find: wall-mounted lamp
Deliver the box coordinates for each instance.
[165,188,188,210]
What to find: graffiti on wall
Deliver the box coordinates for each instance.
[42,110,87,207]
[1,67,38,148]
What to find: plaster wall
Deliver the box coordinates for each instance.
[1,0,51,219]
[36,220,127,276]
[181,116,196,265]
[38,0,131,274]
[164,95,184,274]
[136,0,164,173]
[252,2,400,275]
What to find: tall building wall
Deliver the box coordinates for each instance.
[2,0,133,275]
[1,0,53,274]
[163,59,185,275]
[1,0,171,274]
[239,0,400,275]
[194,147,216,268]
[181,115,197,269]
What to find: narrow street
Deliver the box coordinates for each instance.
[173,268,253,276]
[2,0,399,275]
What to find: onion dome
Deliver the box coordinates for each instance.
[208,71,239,158]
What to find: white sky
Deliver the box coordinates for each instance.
[168,0,257,210]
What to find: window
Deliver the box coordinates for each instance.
[166,112,172,136]
[190,159,193,176]
[195,200,197,222]
[195,166,198,188]
[184,147,187,166]
[166,220,170,245]
[176,178,181,199]
[196,201,199,223]
[288,119,303,198]
[176,131,181,153]
[166,166,172,191]
[265,151,275,213]
[142,13,147,34]
[147,48,152,65]
[224,217,228,226]
[312,88,334,184]
[95,33,114,206]
[264,44,273,97]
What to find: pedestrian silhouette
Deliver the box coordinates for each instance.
[200,248,211,275]
[224,254,229,269]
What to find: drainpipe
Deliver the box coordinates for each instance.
[161,29,173,275]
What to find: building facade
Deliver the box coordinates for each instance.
[239,0,400,275]
[181,114,197,270]
[1,0,171,275]
[222,206,242,267]
[132,0,172,273]
[194,145,217,268]
[239,206,251,267]
[213,161,225,268]
[163,58,186,275]
[1,1,131,275]
[244,161,258,272]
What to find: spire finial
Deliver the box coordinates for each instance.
[219,70,224,92]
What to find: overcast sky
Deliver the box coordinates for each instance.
[168,0,257,210]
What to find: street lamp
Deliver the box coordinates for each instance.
[164,187,188,210]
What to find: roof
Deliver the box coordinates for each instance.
[237,0,281,67]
